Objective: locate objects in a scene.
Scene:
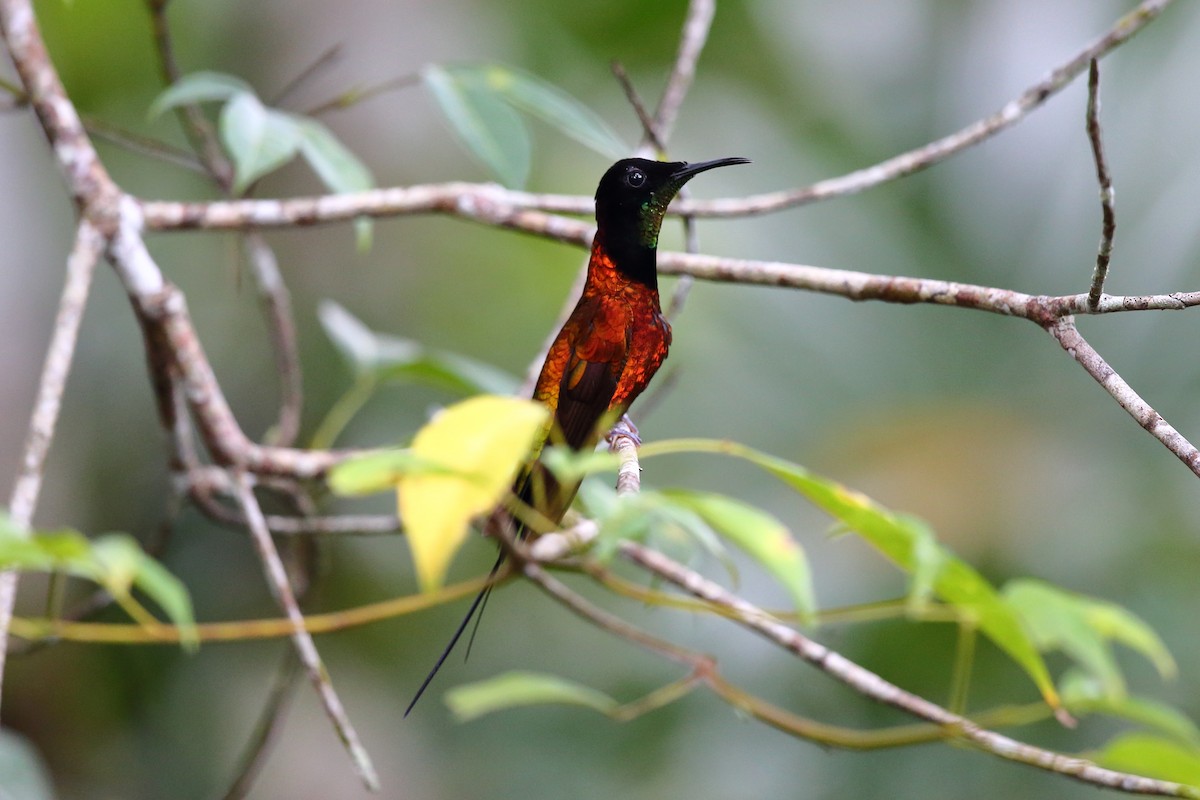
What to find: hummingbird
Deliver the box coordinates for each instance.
[405,156,750,715]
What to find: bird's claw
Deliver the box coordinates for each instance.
[607,414,641,447]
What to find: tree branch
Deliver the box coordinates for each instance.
[1046,317,1200,476]
[0,220,103,707]
[1085,59,1116,309]
[230,472,379,791]
[649,0,715,148]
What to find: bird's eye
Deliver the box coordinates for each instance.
[625,168,646,188]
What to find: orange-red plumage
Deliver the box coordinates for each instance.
[533,240,671,448]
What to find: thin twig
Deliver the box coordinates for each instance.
[611,60,664,153]
[244,234,303,446]
[304,73,422,118]
[0,71,26,105]
[6,221,103,526]
[681,0,1172,218]
[651,0,715,147]
[146,0,234,189]
[83,114,207,173]
[0,221,104,705]
[221,650,302,800]
[11,573,495,646]
[1085,59,1116,310]
[521,559,708,670]
[270,43,343,108]
[231,472,379,791]
[1047,317,1200,477]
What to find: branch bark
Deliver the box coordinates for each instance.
[0,221,103,707]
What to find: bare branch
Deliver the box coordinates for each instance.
[611,60,665,153]
[244,234,303,446]
[145,0,234,189]
[658,251,1200,319]
[83,114,207,173]
[269,42,343,108]
[140,182,594,238]
[231,473,379,792]
[137,284,344,477]
[1047,317,1200,477]
[220,651,302,800]
[132,2,1173,238]
[682,0,1172,217]
[1086,59,1116,309]
[6,221,103,525]
[650,0,715,147]
[0,220,104,705]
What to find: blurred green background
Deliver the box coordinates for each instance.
[3,0,1200,797]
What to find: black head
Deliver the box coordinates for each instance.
[592,156,749,286]
[594,157,750,248]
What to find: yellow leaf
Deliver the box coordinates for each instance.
[398,395,549,592]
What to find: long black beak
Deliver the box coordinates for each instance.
[671,156,751,181]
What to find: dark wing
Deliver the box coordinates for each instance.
[551,294,627,451]
[556,356,621,450]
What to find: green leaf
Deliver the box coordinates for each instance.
[90,534,198,651]
[328,449,460,496]
[1094,732,1200,788]
[318,300,378,372]
[448,64,627,159]
[1062,671,1200,745]
[148,70,253,118]
[0,523,197,651]
[583,486,725,569]
[0,729,56,800]
[633,438,1061,709]
[422,64,531,188]
[1086,595,1177,680]
[292,116,374,193]
[538,444,622,486]
[903,517,947,613]
[446,671,619,721]
[318,301,517,395]
[219,92,301,193]
[293,117,376,251]
[660,489,815,622]
[756,455,1058,707]
[1004,579,1175,699]
[0,525,96,577]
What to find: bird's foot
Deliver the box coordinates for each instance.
[607,414,641,447]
